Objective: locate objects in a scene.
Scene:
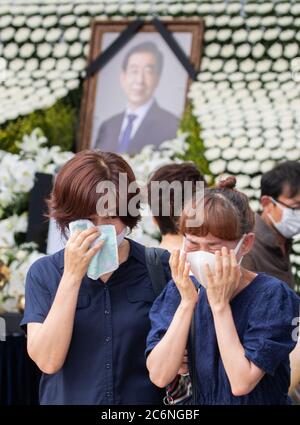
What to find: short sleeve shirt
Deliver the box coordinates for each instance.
[21,238,171,405]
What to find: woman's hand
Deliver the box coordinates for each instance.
[64,227,104,283]
[204,247,241,313]
[169,249,199,307]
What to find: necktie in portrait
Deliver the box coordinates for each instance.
[117,113,137,153]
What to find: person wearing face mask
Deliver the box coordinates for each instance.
[146,176,300,405]
[241,161,300,404]
[20,150,171,405]
[242,161,300,289]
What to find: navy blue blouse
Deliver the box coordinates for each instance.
[146,273,300,405]
[21,238,171,405]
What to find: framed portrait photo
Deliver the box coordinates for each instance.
[79,19,205,155]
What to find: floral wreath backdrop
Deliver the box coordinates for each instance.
[0,0,300,310]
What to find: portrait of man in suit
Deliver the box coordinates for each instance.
[94,41,179,155]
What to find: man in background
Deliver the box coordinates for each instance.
[94,41,179,155]
[242,161,300,289]
[242,161,300,404]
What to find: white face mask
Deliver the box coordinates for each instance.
[268,198,300,239]
[186,235,245,288]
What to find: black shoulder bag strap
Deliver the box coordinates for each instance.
[145,247,168,297]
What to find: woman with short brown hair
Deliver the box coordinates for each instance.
[21,150,171,405]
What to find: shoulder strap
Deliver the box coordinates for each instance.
[145,247,168,297]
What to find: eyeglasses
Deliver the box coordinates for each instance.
[273,198,300,211]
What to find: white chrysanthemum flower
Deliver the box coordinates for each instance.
[233,30,248,44]
[105,4,119,14]
[69,42,83,58]
[273,59,288,73]
[268,43,283,59]
[57,58,71,72]
[217,29,231,42]
[76,16,91,27]
[223,59,237,73]
[53,87,68,99]
[220,45,235,58]
[246,15,261,28]
[222,147,238,161]
[0,15,12,28]
[209,59,223,73]
[204,30,217,43]
[182,3,198,14]
[8,58,23,73]
[3,43,18,60]
[205,43,220,58]
[41,58,56,72]
[80,28,91,43]
[19,43,35,59]
[216,15,229,26]
[151,4,165,13]
[240,59,255,73]
[248,30,263,44]
[37,43,52,58]
[43,15,58,28]
[1,27,15,42]
[260,160,276,173]
[225,4,240,14]
[60,14,76,26]
[168,3,182,15]
[25,58,38,72]
[64,27,79,42]
[285,43,299,59]
[280,30,294,42]
[226,159,244,174]
[120,4,135,14]
[236,175,251,190]
[31,28,46,43]
[256,60,271,73]
[136,3,151,13]
[252,43,265,59]
[27,15,42,29]
[73,58,86,72]
[209,159,226,176]
[53,43,68,58]
[66,79,79,90]
[50,79,64,90]
[46,28,62,43]
[205,147,221,162]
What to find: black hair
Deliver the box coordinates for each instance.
[122,41,163,77]
[261,161,300,199]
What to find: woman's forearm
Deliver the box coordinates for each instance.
[147,300,195,388]
[27,272,81,374]
[212,304,264,396]
[289,337,300,393]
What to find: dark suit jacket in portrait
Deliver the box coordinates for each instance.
[94,100,179,155]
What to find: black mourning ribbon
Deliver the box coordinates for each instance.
[85,18,198,81]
